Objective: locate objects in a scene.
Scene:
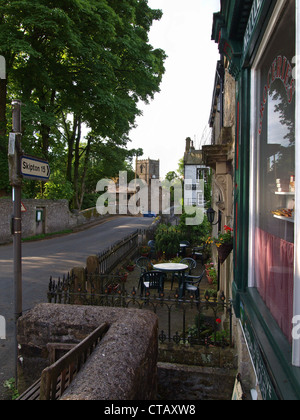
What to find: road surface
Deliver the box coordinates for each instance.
[0,216,153,397]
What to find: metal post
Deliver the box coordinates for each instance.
[12,100,22,320]
[9,99,23,384]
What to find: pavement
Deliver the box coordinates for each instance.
[0,216,153,399]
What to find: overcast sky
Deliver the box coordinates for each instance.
[129,0,221,178]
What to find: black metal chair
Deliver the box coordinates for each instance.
[136,257,152,274]
[171,258,197,290]
[192,246,204,265]
[140,271,166,296]
[147,240,156,259]
[179,270,205,299]
[179,240,190,257]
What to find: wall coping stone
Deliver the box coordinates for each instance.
[18,304,158,400]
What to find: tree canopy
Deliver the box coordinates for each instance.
[0,0,166,208]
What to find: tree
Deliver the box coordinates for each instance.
[0,0,166,204]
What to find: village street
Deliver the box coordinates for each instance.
[0,216,153,397]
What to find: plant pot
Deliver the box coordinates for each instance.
[207,274,213,285]
[127,265,135,272]
[217,242,233,264]
[117,272,128,282]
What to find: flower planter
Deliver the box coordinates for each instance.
[127,265,135,272]
[217,242,233,264]
[206,274,214,285]
[117,272,128,282]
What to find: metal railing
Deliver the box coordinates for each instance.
[97,230,139,274]
[48,277,233,348]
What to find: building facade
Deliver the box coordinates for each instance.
[135,158,160,215]
[208,0,300,400]
[184,137,209,208]
[135,158,160,185]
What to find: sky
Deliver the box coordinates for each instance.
[128,0,221,178]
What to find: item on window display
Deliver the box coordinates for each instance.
[272,208,294,218]
[289,176,295,193]
[276,179,289,193]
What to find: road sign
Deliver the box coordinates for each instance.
[21,155,50,181]
[21,202,27,213]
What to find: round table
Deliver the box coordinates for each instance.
[153,263,189,293]
[153,263,189,272]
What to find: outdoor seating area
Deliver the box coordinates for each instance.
[133,238,213,300]
[136,256,206,299]
[116,248,231,349]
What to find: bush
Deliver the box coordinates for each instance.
[155,224,181,258]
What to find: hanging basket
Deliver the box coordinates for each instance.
[217,242,233,264]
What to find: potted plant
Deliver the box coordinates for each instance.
[117,268,128,282]
[207,266,218,285]
[206,225,234,264]
[140,245,151,257]
[126,261,135,272]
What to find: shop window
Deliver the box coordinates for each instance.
[252,1,295,342]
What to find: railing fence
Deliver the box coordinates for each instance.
[48,274,233,349]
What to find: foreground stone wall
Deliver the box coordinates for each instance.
[17,304,158,400]
[158,363,236,401]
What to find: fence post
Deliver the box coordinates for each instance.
[86,256,99,274]
[70,267,85,305]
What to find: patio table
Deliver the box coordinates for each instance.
[153,263,189,296]
[153,263,189,273]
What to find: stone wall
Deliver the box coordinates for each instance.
[17,303,158,400]
[0,199,106,244]
[158,343,237,400]
[158,363,236,401]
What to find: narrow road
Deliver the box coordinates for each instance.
[0,216,153,396]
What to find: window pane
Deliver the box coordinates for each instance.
[253,1,295,342]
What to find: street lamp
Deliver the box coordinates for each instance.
[206,207,221,226]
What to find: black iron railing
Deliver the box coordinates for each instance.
[48,275,233,348]
[97,230,139,274]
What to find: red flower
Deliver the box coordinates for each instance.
[224,225,233,232]
[216,318,222,324]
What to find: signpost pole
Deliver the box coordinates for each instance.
[9,99,23,385]
[11,100,22,321]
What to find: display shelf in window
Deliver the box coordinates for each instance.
[273,214,295,223]
[275,192,295,196]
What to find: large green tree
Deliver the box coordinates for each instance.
[0,0,166,206]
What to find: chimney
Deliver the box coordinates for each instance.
[185,137,192,153]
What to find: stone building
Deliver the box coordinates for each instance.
[207,0,300,400]
[134,158,160,215]
[202,58,236,301]
[184,137,209,207]
[135,158,160,185]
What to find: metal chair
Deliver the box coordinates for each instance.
[171,258,197,290]
[179,240,190,257]
[180,258,197,273]
[192,246,204,265]
[140,271,166,296]
[147,240,156,259]
[179,270,206,299]
[136,257,152,274]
